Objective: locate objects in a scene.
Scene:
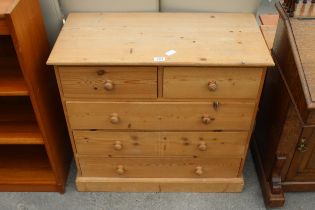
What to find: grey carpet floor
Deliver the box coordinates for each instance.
[1,154,315,210]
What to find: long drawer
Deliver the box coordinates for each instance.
[163,67,263,99]
[66,101,255,130]
[58,66,157,99]
[73,131,248,157]
[78,157,242,178]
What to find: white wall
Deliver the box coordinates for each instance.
[160,0,262,13]
[38,0,64,46]
[59,0,159,16]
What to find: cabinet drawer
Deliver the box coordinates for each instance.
[74,131,160,156]
[66,101,255,130]
[74,131,247,158]
[163,67,263,99]
[58,66,157,98]
[78,157,242,178]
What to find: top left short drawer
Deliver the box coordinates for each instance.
[57,66,157,99]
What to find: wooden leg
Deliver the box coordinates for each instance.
[251,136,286,208]
[270,154,286,194]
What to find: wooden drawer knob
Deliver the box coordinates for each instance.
[104,80,114,91]
[198,141,207,151]
[195,166,203,176]
[96,69,105,76]
[201,114,212,124]
[110,113,120,124]
[208,81,217,91]
[113,141,123,151]
[116,165,125,175]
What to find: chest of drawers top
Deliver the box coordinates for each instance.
[47,13,273,67]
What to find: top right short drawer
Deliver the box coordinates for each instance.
[163,67,263,99]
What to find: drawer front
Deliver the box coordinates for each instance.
[78,157,242,178]
[162,131,247,157]
[73,131,160,156]
[66,101,255,130]
[74,131,247,158]
[58,66,157,98]
[163,67,263,99]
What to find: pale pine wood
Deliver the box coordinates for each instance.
[58,66,157,99]
[78,156,242,178]
[157,67,163,98]
[163,67,263,99]
[50,12,271,192]
[74,131,160,156]
[76,176,244,192]
[0,18,9,35]
[0,122,43,145]
[47,13,273,67]
[66,101,255,130]
[73,131,247,157]
[260,25,277,50]
[161,131,247,157]
[54,67,83,176]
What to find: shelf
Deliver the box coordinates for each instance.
[0,18,9,35]
[0,122,43,144]
[0,97,43,145]
[0,145,56,188]
[0,97,36,122]
[0,36,28,96]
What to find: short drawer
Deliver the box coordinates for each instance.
[58,66,157,98]
[163,67,263,99]
[73,131,160,156]
[73,131,247,158]
[78,157,242,178]
[66,101,255,130]
[162,131,247,157]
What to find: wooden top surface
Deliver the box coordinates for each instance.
[0,0,19,16]
[291,18,315,105]
[47,13,273,67]
[259,14,278,50]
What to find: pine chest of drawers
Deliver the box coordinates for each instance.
[47,13,273,192]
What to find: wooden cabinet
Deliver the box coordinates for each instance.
[48,13,273,192]
[252,3,315,207]
[0,0,71,192]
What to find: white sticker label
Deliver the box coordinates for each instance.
[165,50,176,56]
[153,57,166,62]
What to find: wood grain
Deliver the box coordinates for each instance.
[0,122,43,145]
[58,66,157,99]
[163,67,263,99]
[66,101,255,130]
[0,18,9,35]
[260,25,277,50]
[78,156,242,178]
[47,13,273,67]
[76,176,244,192]
[73,131,247,157]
